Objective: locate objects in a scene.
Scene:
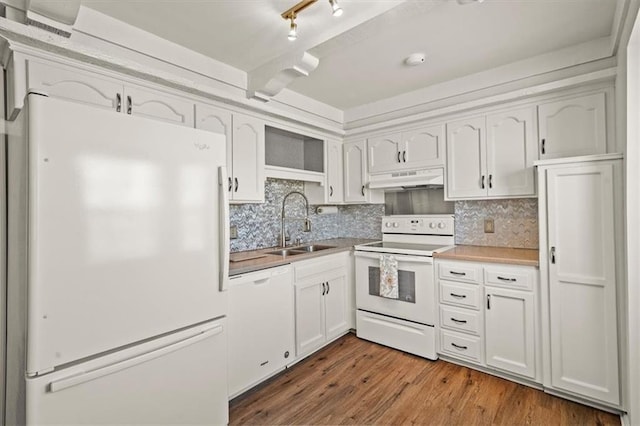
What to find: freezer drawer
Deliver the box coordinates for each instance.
[25,319,228,425]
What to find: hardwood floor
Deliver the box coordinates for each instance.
[229,333,620,425]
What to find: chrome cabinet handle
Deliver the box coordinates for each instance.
[481,175,485,189]
[497,276,516,282]
[402,150,406,162]
[551,246,556,264]
[450,271,466,276]
[326,282,330,295]
[541,138,546,155]
[487,294,491,310]
[329,186,333,197]
[451,318,467,324]
[489,174,493,189]
[451,343,468,350]
[116,93,122,112]
[361,185,365,196]
[321,282,327,295]
[228,177,232,192]
[450,293,467,299]
[397,152,401,163]
[234,178,239,192]
[126,96,132,114]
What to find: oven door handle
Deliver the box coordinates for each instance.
[354,251,433,264]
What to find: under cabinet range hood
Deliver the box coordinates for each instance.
[368,168,444,191]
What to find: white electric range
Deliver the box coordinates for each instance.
[354,215,455,360]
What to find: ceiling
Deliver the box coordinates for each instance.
[80,0,620,111]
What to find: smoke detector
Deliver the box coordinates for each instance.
[404,53,426,66]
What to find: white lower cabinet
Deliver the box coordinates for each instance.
[294,253,350,358]
[227,266,295,398]
[485,286,535,379]
[437,260,539,382]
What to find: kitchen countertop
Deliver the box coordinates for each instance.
[229,238,377,276]
[434,245,540,267]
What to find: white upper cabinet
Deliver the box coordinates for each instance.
[486,107,537,197]
[446,116,486,199]
[343,140,367,203]
[232,113,265,203]
[446,108,537,200]
[402,125,445,169]
[24,59,194,126]
[368,133,402,174]
[326,139,344,204]
[195,103,234,190]
[538,92,606,159]
[368,126,444,175]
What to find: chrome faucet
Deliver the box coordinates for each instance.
[281,191,311,247]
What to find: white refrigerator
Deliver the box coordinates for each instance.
[4,93,231,425]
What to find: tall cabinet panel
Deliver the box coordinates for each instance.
[539,156,622,407]
[446,116,486,199]
[326,139,344,204]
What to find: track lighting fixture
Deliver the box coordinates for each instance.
[281,0,344,40]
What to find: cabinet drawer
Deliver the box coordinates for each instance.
[439,305,482,336]
[440,330,483,363]
[294,253,346,282]
[439,263,482,284]
[440,280,482,310]
[484,266,534,291]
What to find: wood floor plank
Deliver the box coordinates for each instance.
[229,334,620,426]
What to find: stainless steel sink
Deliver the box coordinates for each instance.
[290,244,335,253]
[266,248,305,257]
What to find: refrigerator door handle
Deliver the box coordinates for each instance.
[219,166,231,291]
[49,325,224,394]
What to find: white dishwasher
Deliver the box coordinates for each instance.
[227,265,295,398]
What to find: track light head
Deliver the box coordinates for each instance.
[288,17,298,41]
[329,0,343,17]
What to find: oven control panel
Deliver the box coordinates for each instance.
[382,215,454,236]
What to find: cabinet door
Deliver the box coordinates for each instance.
[295,280,326,357]
[232,113,265,203]
[195,104,233,193]
[486,107,537,197]
[446,116,487,199]
[368,133,402,174]
[123,85,194,127]
[538,93,606,159]
[324,274,349,341]
[402,125,444,169]
[343,141,366,203]
[27,60,122,111]
[485,287,535,379]
[326,139,344,204]
[546,163,619,405]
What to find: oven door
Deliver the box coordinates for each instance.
[354,251,435,325]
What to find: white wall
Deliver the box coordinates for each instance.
[623,1,640,425]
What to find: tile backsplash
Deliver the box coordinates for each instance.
[229,179,383,252]
[454,199,539,249]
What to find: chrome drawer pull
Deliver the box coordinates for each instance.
[451,318,467,324]
[450,293,467,299]
[497,276,517,282]
[450,271,466,276]
[451,343,468,351]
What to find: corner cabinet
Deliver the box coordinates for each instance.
[538,92,607,160]
[195,105,265,203]
[446,107,537,200]
[537,154,623,408]
[294,253,350,358]
[367,125,444,174]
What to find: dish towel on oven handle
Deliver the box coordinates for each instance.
[379,254,399,299]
